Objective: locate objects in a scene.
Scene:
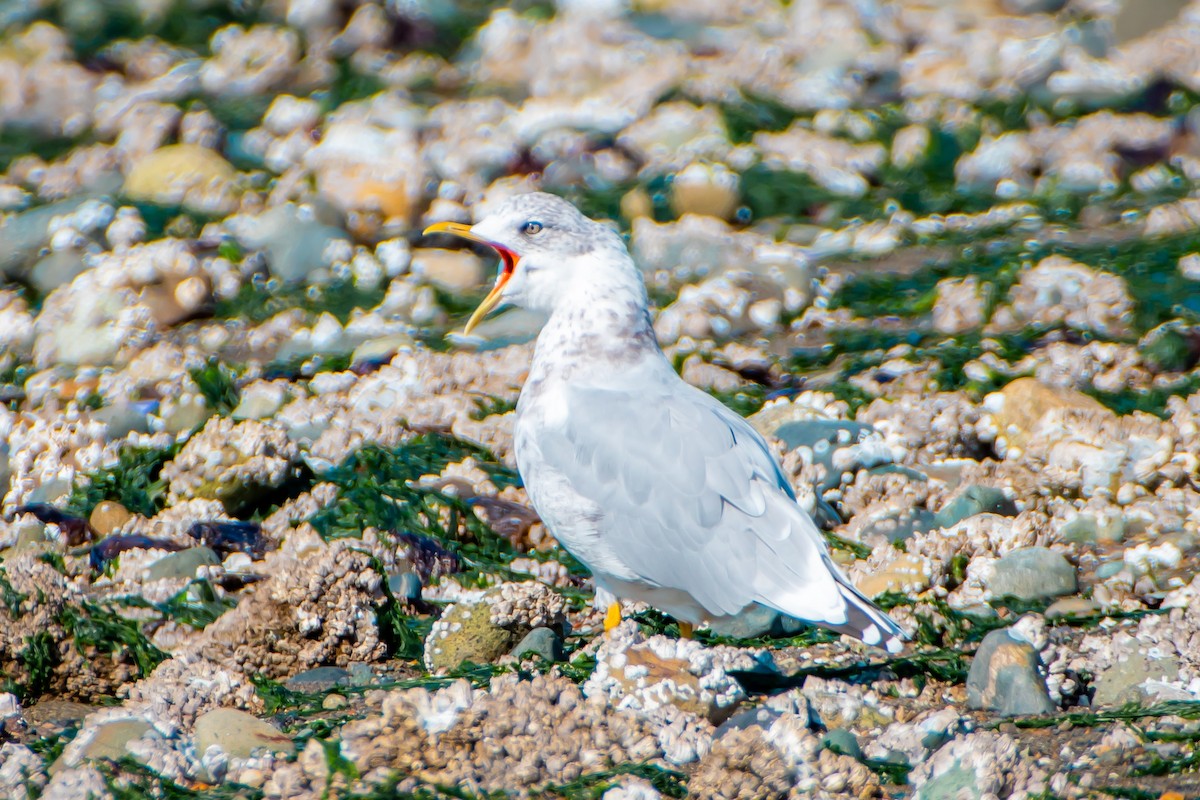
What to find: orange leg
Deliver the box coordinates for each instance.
[678,622,694,639]
[604,602,622,633]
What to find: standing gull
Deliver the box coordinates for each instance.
[425,193,906,652]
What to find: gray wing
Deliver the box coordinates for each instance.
[530,379,850,622]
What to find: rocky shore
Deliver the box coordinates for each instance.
[3,0,1200,798]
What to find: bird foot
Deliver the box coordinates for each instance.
[603,602,622,633]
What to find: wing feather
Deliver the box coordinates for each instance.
[529,377,850,622]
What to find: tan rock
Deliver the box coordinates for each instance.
[857,553,931,598]
[123,144,239,215]
[88,501,132,536]
[410,248,486,293]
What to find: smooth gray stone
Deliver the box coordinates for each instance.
[967,628,1056,717]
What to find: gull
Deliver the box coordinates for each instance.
[425,193,906,652]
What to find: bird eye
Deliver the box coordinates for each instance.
[521,221,543,235]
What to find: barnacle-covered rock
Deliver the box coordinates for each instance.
[689,711,880,799]
[177,538,387,677]
[989,255,1135,338]
[911,731,1049,799]
[423,581,567,672]
[583,621,770,724]
[337,673,661,792]
[161,417,301,512]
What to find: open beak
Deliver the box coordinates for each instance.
[422,221,518,334]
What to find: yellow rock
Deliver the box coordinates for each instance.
[669,162,740,221]
[124,144,239,213]
[984,377,1109,452]
[89,501,132,536]
[620,187,653,221]
[857,553,930,598]
[410,248,486,293]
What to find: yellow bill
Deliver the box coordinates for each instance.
[423,221,518,335]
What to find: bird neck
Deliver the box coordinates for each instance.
[530,280,665,383]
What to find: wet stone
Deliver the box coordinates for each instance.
[933,486,1018,529]
[705,603,780,640]
[77,719,154,763]
[821,728,864,761]
[285,666,350,694]
[985,546,1076,601]
[347,662,375,686]
[88,501,132,536]
[857,506,939,545]
[966,628,1056,717]
[388,570,422,601]
[144,546,220,581]
[509,627,565,662]
[25,700,96,734]
[1044,597,1099,619]
[194,708,295,758]
[1093,647,1183,707]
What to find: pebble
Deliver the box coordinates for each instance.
[933,486,1017,529]
[123,144,240,215]
[388,570,423,601]
[88,501,132,536]
[508,627,565,662]
[70,719,155,765]
[194,708,295,758]
[322,695,349,711]
[966,628,1056,717]
[285,666,351,694]
[820,728,864,761]
[230,203,351,285]
[143,547,220,581]
[1043,597,1099,619]
[29,251,88,294]
[423,599,523,673]
[1093,647,1183,707]
[410,248,486,293]
[985,547,1077,601]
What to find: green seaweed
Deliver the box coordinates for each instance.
[718,92,803,144]
[470,395,518,420]
[0,126,84,172]
[214,278,389,325]
[189,357,241,416]
[370,555,434,661]
[64,443,179,519]
[0,567,26,616]
[251,673,329,716]
[58,600,168,678]
[1008,700,1200,730]
[150,579,237,629]
[34,0,264,58]
[17,631,58,699]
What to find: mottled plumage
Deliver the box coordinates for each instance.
[427,193,906,652]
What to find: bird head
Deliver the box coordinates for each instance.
[424,192,632,333]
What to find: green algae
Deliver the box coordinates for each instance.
[16,631,57,699]
[718,92,802,144]
[189,357,240,416]
[0,567,25,615]
[142,579,236,629]
[302,437,591,591]
[35,0,263,58]
[59,600,168,678]
[64,443,179,519]
[469,395,517,420]
[1009,700,1200,730]
[214,278,389,325]
[0,126,83,173]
